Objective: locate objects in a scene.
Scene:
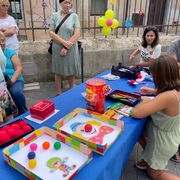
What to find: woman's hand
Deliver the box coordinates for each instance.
[140,86,155,95]
[129,55,135,62]
[129,55,138,68]
[60,48,68,56]
[63,40,73,49]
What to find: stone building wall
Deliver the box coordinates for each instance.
[19,35,179,83]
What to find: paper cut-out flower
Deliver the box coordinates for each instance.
[41,2,47,9]
[124,19,134,28]
[139,10,143,15]
[97,9,119,36]
[110,0,115,6]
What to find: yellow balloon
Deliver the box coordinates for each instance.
[105,10,114,19]
[102,27,111,36]
[98,17,106,27]
[112,19,119,29]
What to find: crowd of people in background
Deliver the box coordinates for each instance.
[0,0,179,179]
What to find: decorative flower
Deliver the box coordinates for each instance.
[43,20,48,27]
[97,9,119,36]
[42,2,47,9]
[138,10,143,15]
[110,0,115,6]
[124,19,134,28]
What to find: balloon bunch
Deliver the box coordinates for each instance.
[98,9,119,36]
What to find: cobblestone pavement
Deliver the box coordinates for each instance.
[24,81,180,180]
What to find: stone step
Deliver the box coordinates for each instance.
[24,82,40,91]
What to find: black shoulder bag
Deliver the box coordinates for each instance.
[48,12,72,54]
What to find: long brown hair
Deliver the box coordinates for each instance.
[150,55,180,95]
[141,26,159,48]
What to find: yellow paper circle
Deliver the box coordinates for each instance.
[112,19,119,29]
[105,10,114,19]
[102,27,111,36]
[97,17,106,27]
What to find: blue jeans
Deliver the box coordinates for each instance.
[10,80,28,116]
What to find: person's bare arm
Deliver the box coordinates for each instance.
[49,30,67,46]
[61,28,80,50]
[129,49,140,61]
[132,92,173,118]
[0,26,17,37]
[59,28,80,56]
[68,28,80,45]
[137,57,154,67]
[10,55,23,84]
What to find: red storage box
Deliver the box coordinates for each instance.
[29,100,55,120]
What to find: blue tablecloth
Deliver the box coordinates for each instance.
[0,70,153,180]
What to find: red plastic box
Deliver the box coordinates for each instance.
[29,100,55,120]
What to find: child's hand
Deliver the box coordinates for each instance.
[140,86,154,95]
[141,96,151,103]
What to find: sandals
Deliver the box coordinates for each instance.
[134,159,147,170]
[170,153,180,163]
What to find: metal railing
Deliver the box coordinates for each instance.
[8,0,179,41]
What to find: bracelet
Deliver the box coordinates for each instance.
[129,108,133,116]
[64,46,68,50]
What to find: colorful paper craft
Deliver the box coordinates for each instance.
[53,108,124,155]
[3,127,92,180]
[106,90,141,106]
[103,109,124,120]
[108,102,133,117]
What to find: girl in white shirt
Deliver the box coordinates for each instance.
[129,26,161,68]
